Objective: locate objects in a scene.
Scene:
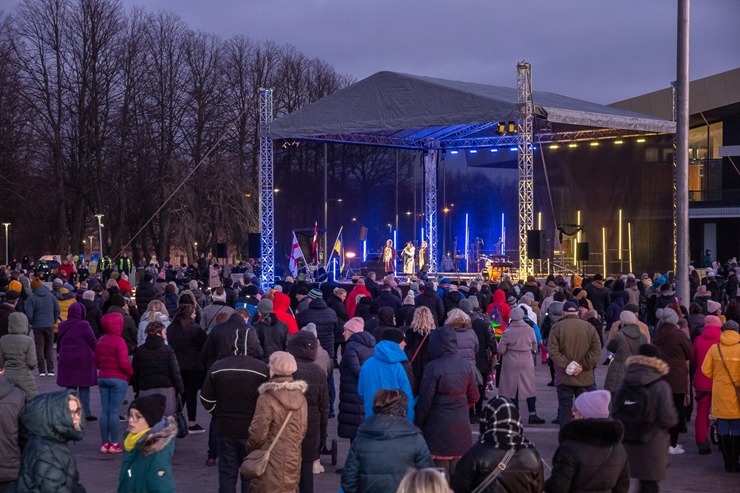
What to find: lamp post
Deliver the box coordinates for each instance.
[94,214,104,258]
[2,223,10,266]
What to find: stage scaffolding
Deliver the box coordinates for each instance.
[259,89,275,291]
[517,62,535,279]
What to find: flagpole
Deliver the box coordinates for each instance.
[326,225,344,268]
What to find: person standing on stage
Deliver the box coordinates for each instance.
[417,241,428,274]
[402,242,415,276]
[383,240,395,275]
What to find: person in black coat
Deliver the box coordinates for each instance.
[131,321,184,416]
[459,299,496,418]
[287,331,329,493]
[415,325,479,476]
[375,283,402,316]
[202,310,263,369]
[337,318,376,441]
[397,293,416,328]
[341,389,433,493]
[545,390,629,493]
[415,282,445,327]
[81,290,103,338]
[364,272,381,299]
[297,295,342,415]
[222,277,238,308]
[166,305,207,432]
[452,397,544,493]
[135,275,157,313]
[252,299,289,360]
[327,288,350,366]
[371,307,397,342]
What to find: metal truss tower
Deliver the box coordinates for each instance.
[517,62,534,278]
[424,150,438,273]
[259,89,275,291]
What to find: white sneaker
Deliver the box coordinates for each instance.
[47,372,55,377]
[39,373,46,377]
[312,459,325,474]
[668,445,685,455]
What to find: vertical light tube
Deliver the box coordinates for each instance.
[575,210,582,264]
[393,229,397,274]
[501,213,505,255]
[628,222,633,273]
[363,239,367,262]
[465,213,470,271]
[618,209,623,260]
[602,227,607,276]
[537,211,542,230]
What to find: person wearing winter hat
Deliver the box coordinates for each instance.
[706,299,724,320]
[337,316,376,445]
[308,289,323,301]
[498,307,545,424]
[248,351,308,493]
[545,390,629,493]
[692,314,722,455]
[253,298,289,360]
[604,310,648,395]
[652,307,692,455]
[119,393,177,492]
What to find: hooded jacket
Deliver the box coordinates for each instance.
[296,298,340,359]
[338,331,376,440]
[701,330,740,419]
[604,324,648,393]
[253,313,289,360]
[286,331,329,462]
[17,390,85,493]
[25,285,60,329]
[132,334,184,394]
[94,312,134,381]
[202,313,263,368]
[0,374,25,483]
[358,340,415,420]
[247,377,308,493]
[346,283,371,318]
[118,416,178,493]
[271,292,298,335]
[617,355,677,481]
[0,312,38,399]
[691,323,721,391]
[56,303,97,389]
[341,414,433,493]
[486,289,511,336]
[415,326,479,457]
[545,419,630,493]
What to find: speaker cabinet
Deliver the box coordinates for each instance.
[248,233,261,258]
[526,230,547,259]
[576,242,590,261]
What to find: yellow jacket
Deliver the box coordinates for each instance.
[702,330,740,419]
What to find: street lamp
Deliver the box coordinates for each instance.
[94,214,104,258]
[2,223,10,266]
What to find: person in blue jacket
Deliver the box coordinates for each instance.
[358,329,415,421]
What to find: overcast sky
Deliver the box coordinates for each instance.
[6,0,740,104]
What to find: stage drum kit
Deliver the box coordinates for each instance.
[479,254,512,281]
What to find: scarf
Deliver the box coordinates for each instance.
[480,397,534,450]
[124,428,151,452]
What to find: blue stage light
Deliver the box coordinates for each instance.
[490,148,498,153]
[450,150,459,155]
[510,147,517,151]
[469,149,477,154]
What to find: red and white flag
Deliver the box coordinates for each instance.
[288,232,303,277]
[311,221,319,264]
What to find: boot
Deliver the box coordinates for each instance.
[697,440,711,455]
[720,435,737,472]
[732,436,740,472]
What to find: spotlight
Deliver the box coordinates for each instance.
[450,150,459,155]
[589,142,599,147]
[636,138,646,143]
[614,140,624,145]
[490,148,498,153]
[508,122,516,134]
[549,144,559,150]
[469,149,477,154]
[568,143,578,148]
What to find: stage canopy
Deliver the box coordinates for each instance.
[269,71,675,148]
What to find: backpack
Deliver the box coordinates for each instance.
[612,380,657,444]
[489,305,504,328]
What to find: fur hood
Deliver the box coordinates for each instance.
[259,377,308,411]
[258,378,308,395]
[623,355,669,386]
[559,418,625,448]
[140,416,178,456]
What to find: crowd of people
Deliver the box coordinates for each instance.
[0,252,739,492]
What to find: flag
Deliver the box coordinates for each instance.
[288,232,303,276]
[311,221,318,264]
[333,232,345,271]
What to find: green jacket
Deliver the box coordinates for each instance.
[17,390,86,493]
[0,312,38,400]
[118,416,177,493]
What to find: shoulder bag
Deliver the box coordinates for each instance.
[471,448,516,493]
[409,332,430,365]
[174,394,189,439]
[716,343,740,405]
[239,411,293,478]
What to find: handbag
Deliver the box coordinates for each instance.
[716,343,740,405]
[239,411,293,478]
[174,394,189,439]
[471,448,516,493]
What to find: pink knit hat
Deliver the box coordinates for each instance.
[344,317,364,334]
[574,390,611,419]
[705,315,722,328]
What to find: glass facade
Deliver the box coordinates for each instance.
[689,121,723,201]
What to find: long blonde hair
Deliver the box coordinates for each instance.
[410,306,436,335]
[445,308,472,330]
[396,468,450,493]
[144,300,168,322]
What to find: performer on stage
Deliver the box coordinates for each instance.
[383,239,395,274]
[401,241,415,275]
[418,241,428,273]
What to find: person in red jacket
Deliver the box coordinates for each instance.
[486,288,511,339]
[94,312,134,454]
[691,314,722,454]
[345,278,371,318]
[272,291,299,335]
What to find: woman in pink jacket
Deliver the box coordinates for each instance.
[94,312,134,454]
[691,314,722,454]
